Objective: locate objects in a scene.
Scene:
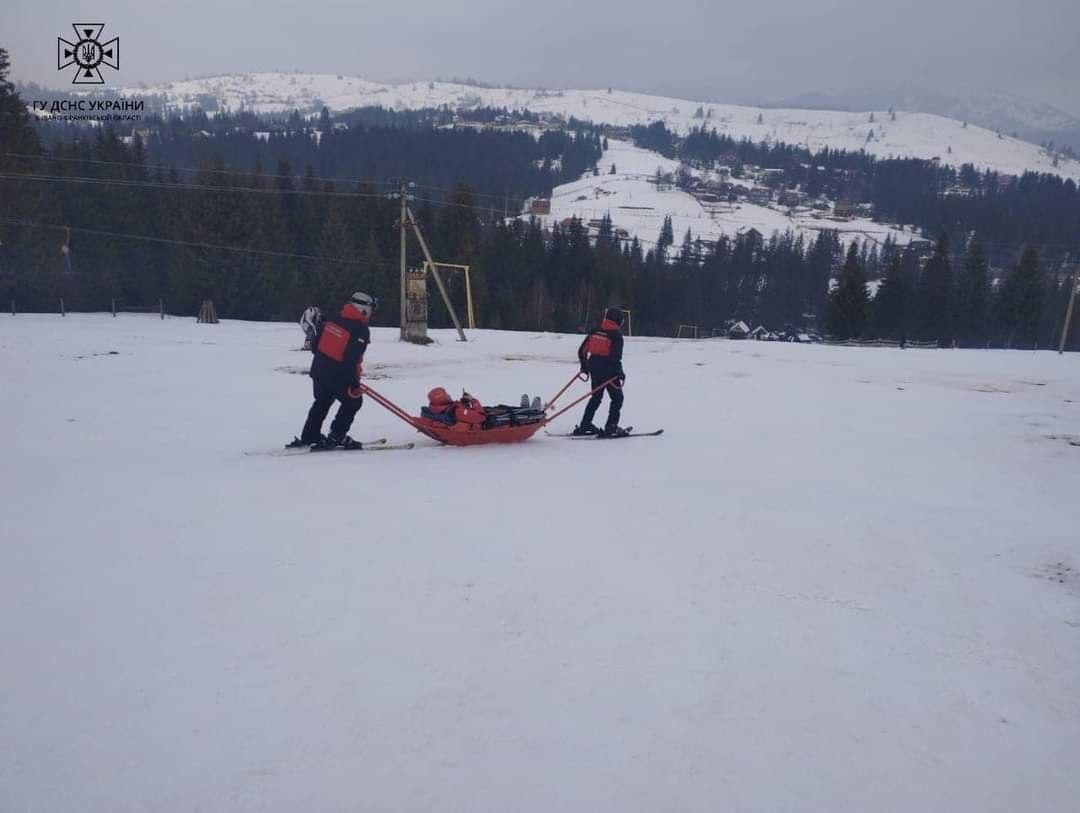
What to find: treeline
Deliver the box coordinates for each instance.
[826,235,1075,349]
[34,106,604,207]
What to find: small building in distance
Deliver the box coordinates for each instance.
[747,188,772,206]
[523,197,551,216]
[832,200,855,219]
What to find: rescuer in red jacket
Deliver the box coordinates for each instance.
[573,307,628,437]
[290,291,375,449]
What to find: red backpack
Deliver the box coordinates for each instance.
[316,322,350,362]
[455,393,486,425]
[584,331,612,357]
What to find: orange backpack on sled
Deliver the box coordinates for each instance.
[455,393,486,425]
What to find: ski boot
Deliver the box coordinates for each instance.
[287,434,324,448]
[520,394,530,408]
[531,396,542,411]
[326,434,362,450]
[572,422,601,436]
[600,425,630,438]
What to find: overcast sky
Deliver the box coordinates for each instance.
[3,0,1078,115]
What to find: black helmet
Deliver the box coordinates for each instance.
[604,307,624,325]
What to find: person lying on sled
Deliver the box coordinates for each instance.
[421,388,543,428]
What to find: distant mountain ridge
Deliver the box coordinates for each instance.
[776,86,1080,153]
[24,71,1080,180]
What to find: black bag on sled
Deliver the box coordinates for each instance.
[483,405,544,429]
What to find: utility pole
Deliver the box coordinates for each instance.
[387,179,415,341]
[387,180,468,342]
[1060,262,1078,354]
[408,205,467,342]
[399,180,408,340]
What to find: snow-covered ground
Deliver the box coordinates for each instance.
[532,139,913,248]
[122,73,1080,180]
[2,313,1079,811]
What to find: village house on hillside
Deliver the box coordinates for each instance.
[523,197,551,216]
[747,188,772,206]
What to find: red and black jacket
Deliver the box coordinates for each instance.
[309,304,370,391]
[578,318,624,380]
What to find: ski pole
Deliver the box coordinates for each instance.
[543,370,589,412]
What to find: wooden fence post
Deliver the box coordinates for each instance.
[60,298,65,317]
[159,298,165,320]
[111,298,117,317]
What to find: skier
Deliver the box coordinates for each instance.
[289,291,376,449]
[299,305,323,350]
[573,307,629,437]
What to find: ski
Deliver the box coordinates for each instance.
[545,428,664,439]
[545,426,634,438]
[245,438,403,457]
[309,441,414,453]
[287,436,386,449]
[582,429,663,439]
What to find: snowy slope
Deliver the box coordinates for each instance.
[779,87,1080,145]
[533,139,914,249]
[2,313,1080,811]
[124,72,1080,180]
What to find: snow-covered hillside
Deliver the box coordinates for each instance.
[3,313,1079,810]
[123,72,1080,180]
[530,139,914,249]
[780,86,1080,148]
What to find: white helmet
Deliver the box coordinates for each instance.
[349,291,377,320]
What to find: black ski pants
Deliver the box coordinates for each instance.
[582,373,623,429]
[301,379,362,442]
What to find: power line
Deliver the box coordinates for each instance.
[0,151,528,206]
[3,171,1073,258]
[0,150,386,188]
[0,216,401,269]
[0,170,530,213]
[0,171,388,199]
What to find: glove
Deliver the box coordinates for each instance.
[347,385,363,401]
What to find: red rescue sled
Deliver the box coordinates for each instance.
[359,372,616,447]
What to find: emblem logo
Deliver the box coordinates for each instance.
[58,24,119,85]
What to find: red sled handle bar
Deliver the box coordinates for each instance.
[543,376,617,425]
[543,370,589,413]
[358,383,420,429]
